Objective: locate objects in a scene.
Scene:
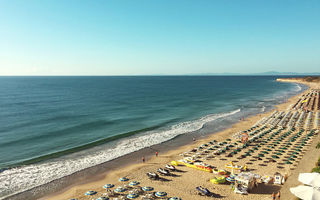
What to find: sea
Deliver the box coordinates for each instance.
[0,76,307,198]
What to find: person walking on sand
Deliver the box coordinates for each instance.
[276,191,280,200]
[142,156,145,163]
[271,192,276,200]
[155,152,158,157]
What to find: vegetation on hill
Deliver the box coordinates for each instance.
[302,76,320,82]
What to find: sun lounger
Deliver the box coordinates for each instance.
[196,186,212,196]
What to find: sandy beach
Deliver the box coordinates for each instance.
[40,78,320,200]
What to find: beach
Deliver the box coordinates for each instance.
[37,77,319,200]
[1,1,319,199]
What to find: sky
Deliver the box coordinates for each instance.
[0,0,319,75]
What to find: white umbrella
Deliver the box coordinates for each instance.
[290,185,320,200]
[298,173,320,187]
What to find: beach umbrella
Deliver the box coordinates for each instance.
[298,173,320,187]
[97,197,109,200]
[155,192,167,198]
[85,191,97,196]
[127,193,139,199]
[168,197,181,200]
[290,185,320,200]
[142,186,154,192]
[266,149,272,151]
[129,181,140,186]
[114,187,126,193]
[226,175,236,183]
[285,161,292,164]
[103,184,114,189]
[119,177,129,182]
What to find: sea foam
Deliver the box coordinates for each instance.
[0,109,240,199]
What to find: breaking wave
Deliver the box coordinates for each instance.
[0,109,240,198]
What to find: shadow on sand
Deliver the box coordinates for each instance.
[251,184,281,194]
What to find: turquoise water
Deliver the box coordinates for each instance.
[0,76,306,197]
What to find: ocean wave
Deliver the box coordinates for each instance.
[293,83,302,92]
[0,109,240,199]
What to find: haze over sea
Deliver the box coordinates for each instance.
[0,76,306,197]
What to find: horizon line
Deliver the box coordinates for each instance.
[0,74,319,77]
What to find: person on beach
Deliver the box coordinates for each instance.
[271,192,276,200]
[276,191,280,200]
[155,152,158,157]
[142,156,145,163]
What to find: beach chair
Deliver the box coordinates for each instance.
[146,172,160,180]
[196,186,212,196]
[157,168,170,176]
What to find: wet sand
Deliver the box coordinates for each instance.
[40,78,319,200]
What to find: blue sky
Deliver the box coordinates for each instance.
[0,0,319,75]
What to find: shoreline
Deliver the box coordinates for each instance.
[2,78,315,200]
[43,79,314,200]
[2,105,267,200]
